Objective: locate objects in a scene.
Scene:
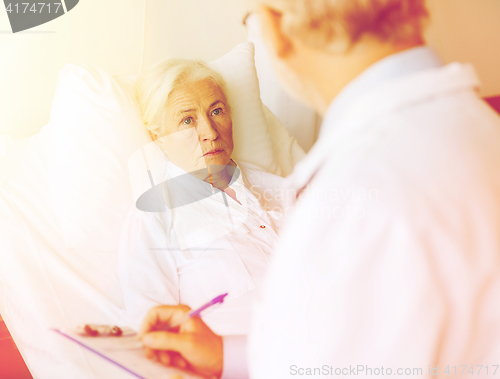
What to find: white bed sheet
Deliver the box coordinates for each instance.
[0,99,305,379]
[0,125,303,379]
[0,127,136,379]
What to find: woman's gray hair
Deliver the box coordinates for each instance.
[135,59,230,137]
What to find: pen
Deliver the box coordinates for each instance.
[121,293,229,349]
[167,293,228,330]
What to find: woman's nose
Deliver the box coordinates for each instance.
[197,117,219,141]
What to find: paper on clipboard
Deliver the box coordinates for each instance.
[52,327,202,379]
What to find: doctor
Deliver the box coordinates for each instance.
[138,0,500,378]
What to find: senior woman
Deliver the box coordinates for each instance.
[118,59,287,343]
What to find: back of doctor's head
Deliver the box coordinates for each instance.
[135,59,229,137]
[260,0,428,52]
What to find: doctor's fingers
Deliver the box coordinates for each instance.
[152,350,189,369]
[144,346,155,360]
[159,350,188,369]
[145,348,182,368]
[142,330,196,355]
[138,304,192,338]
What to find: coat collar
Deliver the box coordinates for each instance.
[319,46,443,139]
[287,61,481,195]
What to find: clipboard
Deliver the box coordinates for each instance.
[52,327,202,379]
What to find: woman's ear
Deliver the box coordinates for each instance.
[150,130,158,141]
[256,5,293,59]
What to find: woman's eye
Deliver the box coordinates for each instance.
[212,108,221,116]
[183,118,192,125]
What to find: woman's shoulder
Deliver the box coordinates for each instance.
[235,161,293,211]
[235,160,284,180]
[236,160,286,188]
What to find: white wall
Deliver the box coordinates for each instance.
[141,0,249,70]
[1,0,499,139]
[425,0,500,97]
[0,0,249,138]
[0,0,145,138]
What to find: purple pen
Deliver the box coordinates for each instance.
[168,293,228,330]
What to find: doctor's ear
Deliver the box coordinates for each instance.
[256,5,293,59]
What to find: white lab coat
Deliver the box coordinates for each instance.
[248,55,500,378]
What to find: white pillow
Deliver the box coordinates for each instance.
[48,64,151,251]
[263,104,305,177]
[48,42,284,250]
[209,43,275,171]
[0,135,14,159]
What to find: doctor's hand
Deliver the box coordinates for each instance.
[138,305,223,379]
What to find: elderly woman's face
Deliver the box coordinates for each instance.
[155,79,233,174]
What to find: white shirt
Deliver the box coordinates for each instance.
[118,160,288,337]
[242,47,500,378]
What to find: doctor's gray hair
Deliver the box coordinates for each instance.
[260,0,429,52]
[135,59,230,137]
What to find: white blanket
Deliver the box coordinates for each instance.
[0,126,303,379]
[0,128,135,379]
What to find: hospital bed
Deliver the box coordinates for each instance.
[0,38,307,378]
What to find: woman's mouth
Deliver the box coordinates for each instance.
[203,149,223,157]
